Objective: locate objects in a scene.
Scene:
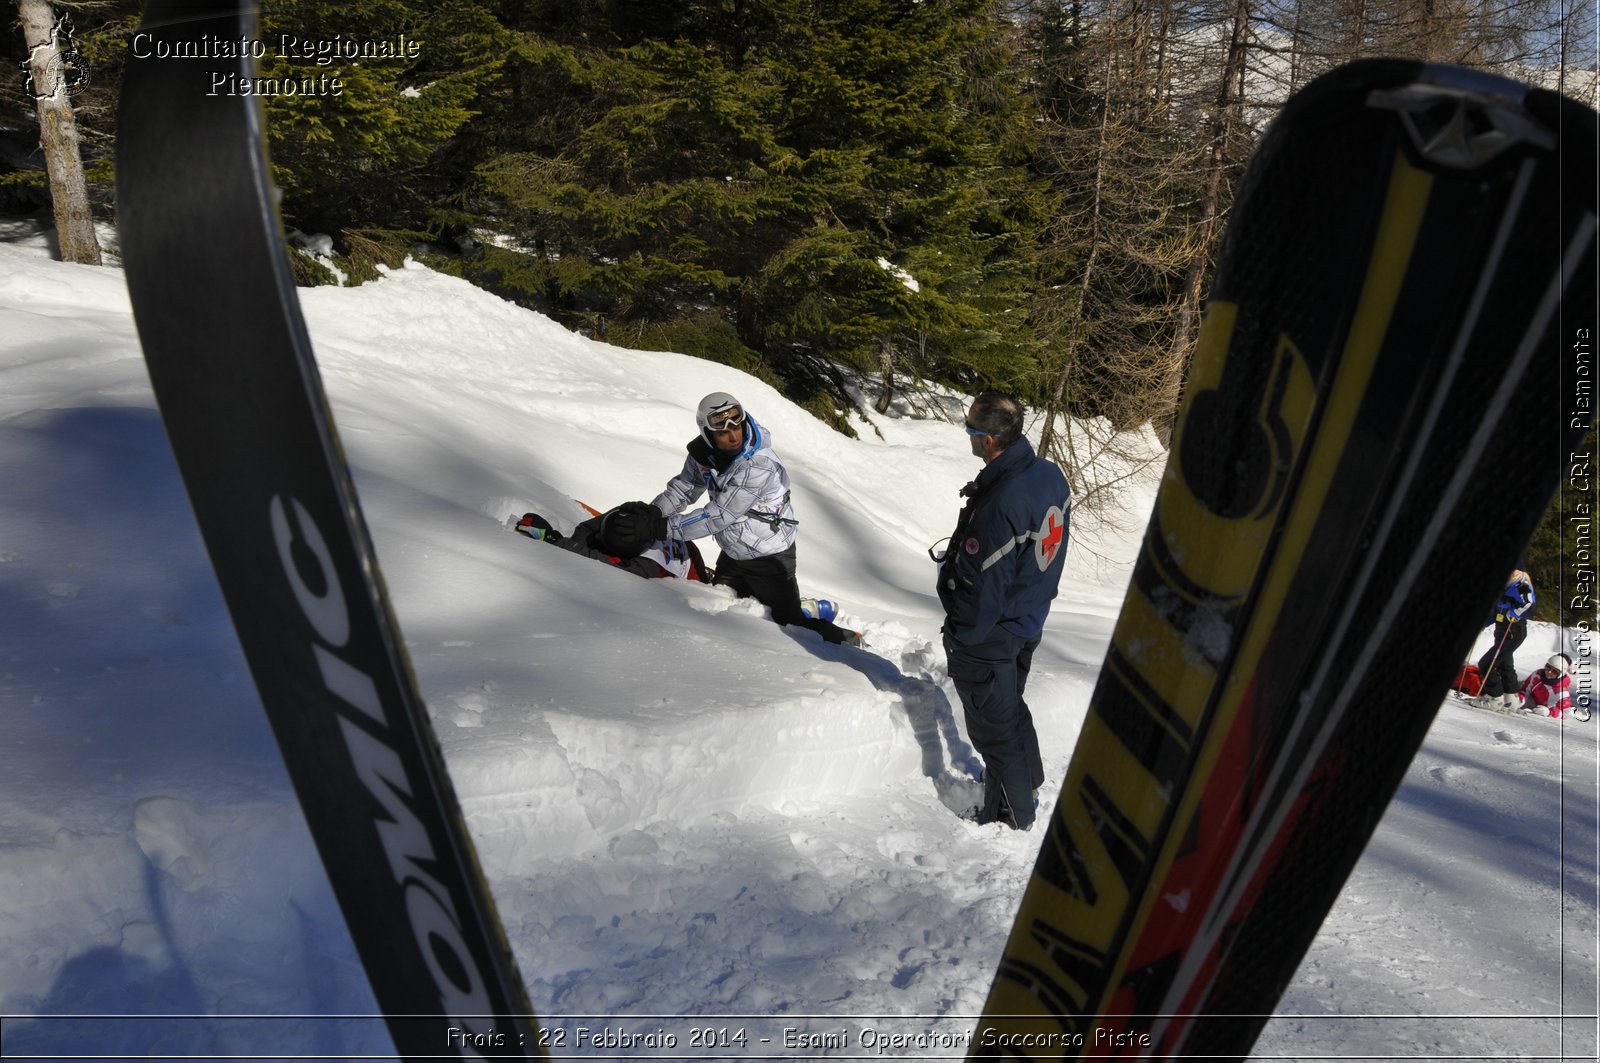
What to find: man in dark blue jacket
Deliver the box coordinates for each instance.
[938,392,1071,830]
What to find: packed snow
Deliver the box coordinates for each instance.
[0,233,1595,1060]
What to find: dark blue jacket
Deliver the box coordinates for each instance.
[1493,572,1536,625]
[938,437,1072,644]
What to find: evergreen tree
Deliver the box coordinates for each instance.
[469,0,1051,422]
[257,0,510,262]
[1524,430,1597,629]
[753,0,1051,406]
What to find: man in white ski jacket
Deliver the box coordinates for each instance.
[654,393,797,561]
[644,392,857,645]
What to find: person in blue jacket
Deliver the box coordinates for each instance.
[1471,569,1536,709]
[938,392,1071,830]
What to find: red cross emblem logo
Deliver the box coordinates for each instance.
[1034,505,1066,571]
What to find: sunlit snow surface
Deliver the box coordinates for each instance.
[0,236,1593,1060]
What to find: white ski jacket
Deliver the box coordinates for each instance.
[652,415,798,561]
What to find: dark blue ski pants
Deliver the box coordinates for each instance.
[1478,619,1528,697]
[944,630,1044,829]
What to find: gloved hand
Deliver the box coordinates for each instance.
[515,513,562,543]
[646,506,670,541]
[599,502,670,556]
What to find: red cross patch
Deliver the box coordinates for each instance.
[1034,505,1066,571]
[963,536,980,556]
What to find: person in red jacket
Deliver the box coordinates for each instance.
[1520,654,1574,719]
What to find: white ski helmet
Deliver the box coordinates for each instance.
[696,392,745,438]
[1547,654,1571,676]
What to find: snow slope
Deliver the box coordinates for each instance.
[0,236,1594,1060]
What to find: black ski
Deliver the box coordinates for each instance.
[974,60,1596,1060]
[116,3,544,1058]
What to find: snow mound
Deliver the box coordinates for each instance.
[3,240,1592,1063]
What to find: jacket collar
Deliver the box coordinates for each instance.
[690,414,767,472]
[975,436,1035,488]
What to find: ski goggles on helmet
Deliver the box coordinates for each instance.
[705,408,745,432]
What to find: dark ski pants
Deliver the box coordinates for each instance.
[944,630,1044,829]
[1478,619,1527,697]
[714,545,853,645]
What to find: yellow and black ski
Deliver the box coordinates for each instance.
[973,60,1596,1060]
[117,2,544,1058]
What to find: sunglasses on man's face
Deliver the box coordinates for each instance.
[707,410,745,432]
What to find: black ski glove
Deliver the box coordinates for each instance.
[646,506,670,541]
[600,502,670,556]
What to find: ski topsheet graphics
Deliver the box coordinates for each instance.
[116,2,543,1058]
[973,61,1596,1060]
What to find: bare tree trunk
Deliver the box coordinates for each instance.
[874,336,895,414]
[1154,0,1249,445]
[1152,0,1174,114]
[1349,0,1369,54]
[19,0,101,265]
[1039,32,1115,460]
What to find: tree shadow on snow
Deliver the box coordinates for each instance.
[4,858,207,1057]
[6,849,376,1059]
